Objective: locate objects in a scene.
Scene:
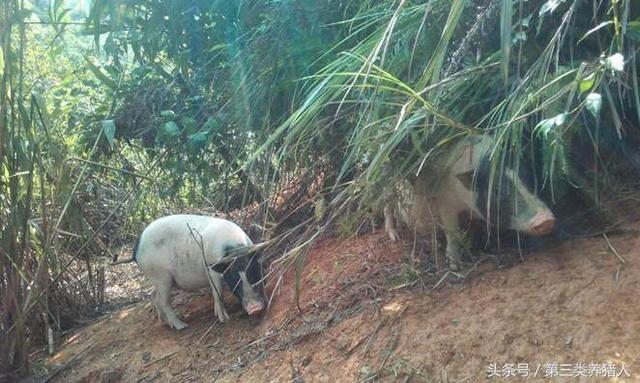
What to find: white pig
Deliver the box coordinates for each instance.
[385,135,556,270]
[132,215,266,330]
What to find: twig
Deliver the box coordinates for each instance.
[136,371,162,383]
[66,157,156,181]
[603,233,626,264]
[267,272,284,310]
[431,271,451,291]
[170,367,191,377]
[364,307,406,356]
[187,223,225,319]
[44,342,95,383]
[278,315,294,331]
[196,322,219,345]
[111,257,136,265]
[20,153,168,323]
[206,340,222,349]
[389,280,418,291]
[144,351,178,367]
[349,320,384,355]
[235,331,279,351]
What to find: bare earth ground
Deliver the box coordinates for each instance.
[28,226,640,382]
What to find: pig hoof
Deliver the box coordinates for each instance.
[448,261,462,272]
[172,321,188,330]
[217,311,230,323]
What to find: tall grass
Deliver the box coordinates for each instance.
[0,1,151,378]
[1,0,639,378]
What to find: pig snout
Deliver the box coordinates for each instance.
[246,301,266,317]
[527,210,556,236]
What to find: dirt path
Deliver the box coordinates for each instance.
[32,229,639,382]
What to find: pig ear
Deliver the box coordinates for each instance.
[210,260,232,274]
[250,242,269,263]
[256,252,267,265]
[456,170,475,190]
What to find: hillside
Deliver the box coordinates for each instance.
[27,227,639,382]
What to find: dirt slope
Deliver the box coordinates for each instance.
[32,228,639,382]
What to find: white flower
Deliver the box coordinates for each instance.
[604,53,624,72]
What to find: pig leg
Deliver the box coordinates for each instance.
[150,290,164,323]
[151,288,169,324]
[152,276,188,330]
[384,206,400,242]
[439,208,464,271]
[210,273,230,323]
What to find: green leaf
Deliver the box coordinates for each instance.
[207,43,228,53]
[539,0,565,16]
[160,110,176,118]
[585,93,602,118]
[101,119,116,148]
[500,0,513,85]
[604,53,624,72]
[186,131,210,152]
[513,31,527,43]
[0,49,4,75]
[421,0,466,85]
[536,113,567,137]
[202,117,222,135]
[579,73,596,93]
[537,119,555,136]
[11,9,32,24]
[32,93,51,132]
[89,0,105,51]
[577,21,613,44]
[83,56,118,89]
[628,19,640,41]
[161,121,181,137]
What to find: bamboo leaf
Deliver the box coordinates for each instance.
[536,113,567,137]
[89,0,104,51]
[577,21,613,44]
[629,19,640,41]
[579,73,596,93]
[633,53,640,126]
[420,0,466,86]
[161,121,181,137]
[83,56,118,89]
[500,0,513,85]
[101,119,116,148]
[539,0,566,16]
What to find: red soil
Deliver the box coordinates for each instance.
[32,227,639,382]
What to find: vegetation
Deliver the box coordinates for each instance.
[1,0,638,378]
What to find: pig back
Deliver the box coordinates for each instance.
[394,136,488,235]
